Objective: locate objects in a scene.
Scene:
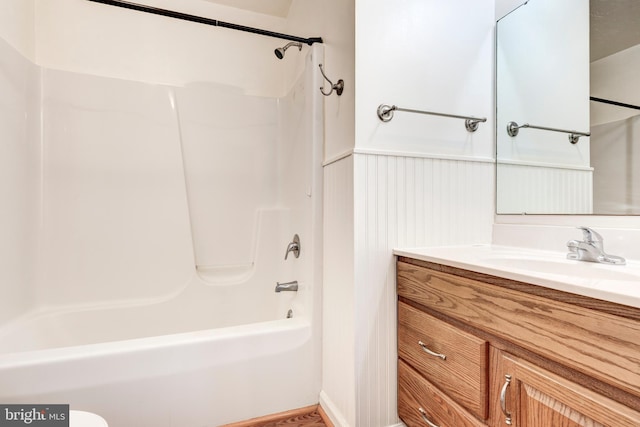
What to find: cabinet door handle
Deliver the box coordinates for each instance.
[499,374,513,425]
[418,407,440,427]
[418,341,446,360]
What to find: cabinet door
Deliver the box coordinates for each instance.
[490,347,640,427]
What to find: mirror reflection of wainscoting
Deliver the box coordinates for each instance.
[496,162,593,214]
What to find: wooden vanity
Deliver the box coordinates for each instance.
[397,255,640,427]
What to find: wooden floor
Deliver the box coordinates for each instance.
[221,405,332,427]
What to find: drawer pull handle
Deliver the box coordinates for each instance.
[500,374,513,425]
[418,341,446,360]
[418,407,440,427]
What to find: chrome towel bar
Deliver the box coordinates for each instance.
[377,104,487,132]
[506,121,590,144]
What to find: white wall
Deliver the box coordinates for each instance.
[0,0,35,60]
[34,0,301,96]
[356,0,494,160]
[591,44,640,126]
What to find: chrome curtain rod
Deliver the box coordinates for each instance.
[590,96,640,111]
[377,104,487,132]
[506,121,590,144]
[86,0,323,45]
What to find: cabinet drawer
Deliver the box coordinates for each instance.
[399,359,485,427]
[398,302,488,419]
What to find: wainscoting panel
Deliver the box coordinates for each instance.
[497,162,593,214]
[353,153,494,426]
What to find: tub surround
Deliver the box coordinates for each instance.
[0,36,40,326]
[0,25,323,426]
[394,244,640,309]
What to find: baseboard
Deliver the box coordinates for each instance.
[317,404,335,427]
[318,391,406,427]
[318,391,351,427]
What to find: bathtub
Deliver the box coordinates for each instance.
[0,205,322,426]
[0,276,319,426]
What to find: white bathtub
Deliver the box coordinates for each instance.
[0,279,319,426]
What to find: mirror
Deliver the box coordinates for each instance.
[496,0,640,215]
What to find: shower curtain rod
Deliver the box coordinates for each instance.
[86,0,323,45]
[590,97,640,111]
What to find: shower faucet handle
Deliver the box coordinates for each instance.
[284,234,301,260]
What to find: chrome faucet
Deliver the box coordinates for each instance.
[284,234,300,260]
[566,226,625,265]
[275,280,298,292]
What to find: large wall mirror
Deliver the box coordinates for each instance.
[496,0,640,215]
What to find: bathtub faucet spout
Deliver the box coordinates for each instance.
[275,280,298,292]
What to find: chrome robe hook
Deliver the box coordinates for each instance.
[319,64,344,96]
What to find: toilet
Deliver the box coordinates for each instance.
[69,410,108,427]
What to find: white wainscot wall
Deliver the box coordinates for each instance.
[353,153,494,427]
[497,162,593,214]
[322,153,494,427]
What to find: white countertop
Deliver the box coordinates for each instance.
[394,244,640,309]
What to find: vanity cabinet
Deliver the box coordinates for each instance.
[396,256,640,427]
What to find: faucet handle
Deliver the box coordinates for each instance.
[284,234,301,260]
[577,226,602,243]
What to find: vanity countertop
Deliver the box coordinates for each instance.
[394,244,640,309]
